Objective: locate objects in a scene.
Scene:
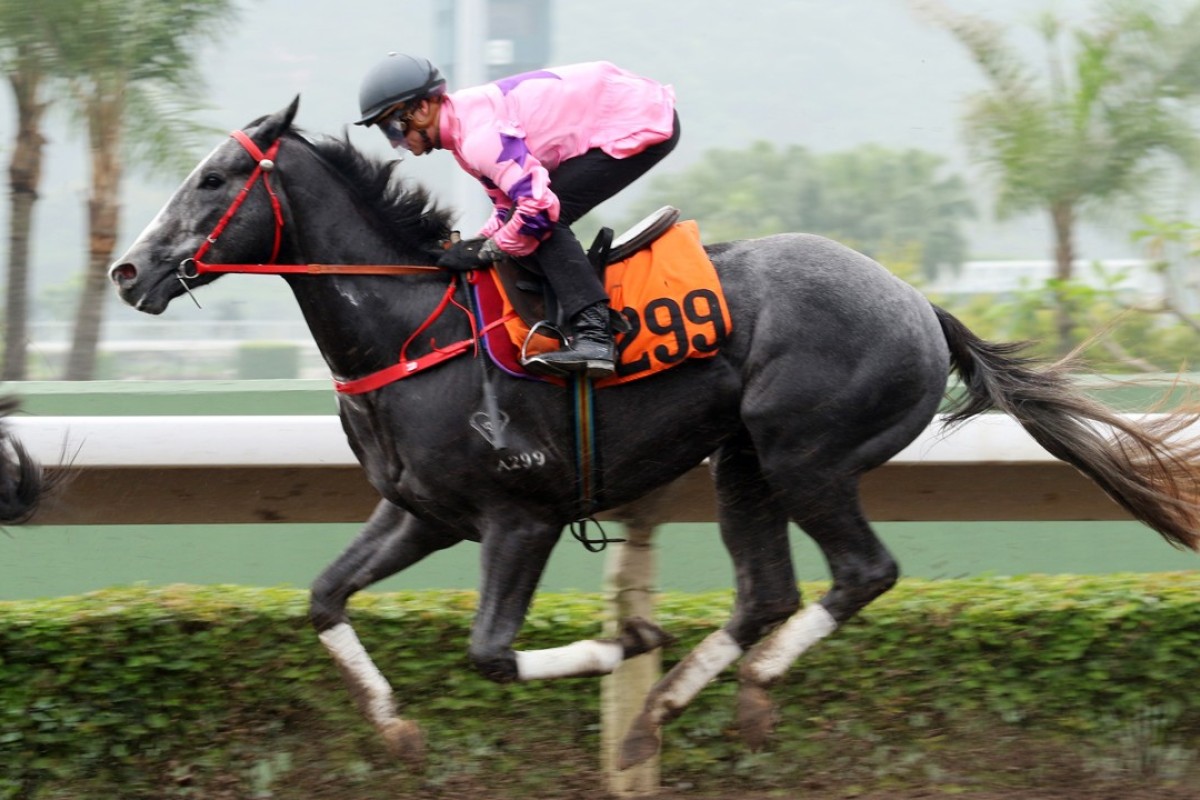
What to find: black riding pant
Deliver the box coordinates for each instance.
[536,111,681,319]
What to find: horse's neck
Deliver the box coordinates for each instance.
[278,168,456,381]
[285,269,465,382]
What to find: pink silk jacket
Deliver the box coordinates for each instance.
[437,61,676,256]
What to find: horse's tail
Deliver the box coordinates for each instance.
[0,395,45,524]
[932,304,1200,552]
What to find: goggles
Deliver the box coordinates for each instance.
[377,105,414,151]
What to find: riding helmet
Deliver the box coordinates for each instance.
[355,53,447,126]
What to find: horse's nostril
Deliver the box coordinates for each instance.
[111,263,138,284]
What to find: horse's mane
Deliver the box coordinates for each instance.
[287,127,456,254]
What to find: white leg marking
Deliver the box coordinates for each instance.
[319,622,396,725]
[742,604,837,684]
[649,629,743,722]
[515,640,624,680]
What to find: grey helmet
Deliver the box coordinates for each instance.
[355,53,447,125]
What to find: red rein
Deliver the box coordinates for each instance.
[186,130,510,394]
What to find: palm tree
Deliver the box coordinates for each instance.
[58,0,237,380]
[0,0,67,380]
[915,0,1200,351]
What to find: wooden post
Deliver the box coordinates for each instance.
[602,521,659,795]
[602,481,685,796]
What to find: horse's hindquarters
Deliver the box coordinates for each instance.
[713,233,950,475]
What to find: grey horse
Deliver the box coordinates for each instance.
[109,99,1200,769]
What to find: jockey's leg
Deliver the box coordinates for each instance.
[522,114,680,379]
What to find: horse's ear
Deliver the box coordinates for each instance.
[253,95,301,146]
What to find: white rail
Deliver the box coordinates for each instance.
[10,413,1060,468]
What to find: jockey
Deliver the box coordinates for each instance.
[355,53,680,378]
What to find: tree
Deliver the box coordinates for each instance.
[916,0,1200,352]
[618,141,974,280]
[0,0,69,380]
[56,0,237,380]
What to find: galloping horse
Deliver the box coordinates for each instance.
[109,99,1200,768]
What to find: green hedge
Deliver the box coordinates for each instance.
[2,575,1200,798]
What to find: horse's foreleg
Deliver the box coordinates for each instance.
[514,616,673,679]
[737,486,897,741]
[620,437,800,768]
[467,520,672,684]
[468,520,562,682]
[310,500,459,767]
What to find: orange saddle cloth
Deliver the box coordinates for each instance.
[475,220,733,386]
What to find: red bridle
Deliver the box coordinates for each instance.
[179,129,441,279]
[177,129,514,395]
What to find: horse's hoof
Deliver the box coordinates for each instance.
[620,617,676,658]
[617,711,662,770]
[380,718,426,770]
[735,682,777,751]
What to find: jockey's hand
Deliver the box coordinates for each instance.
[437,238,505,271]
[478,238,504,263]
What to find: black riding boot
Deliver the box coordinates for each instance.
[524,301,616,378]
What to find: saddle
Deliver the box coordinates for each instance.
[493,205,682,331]
[471,211,733,388]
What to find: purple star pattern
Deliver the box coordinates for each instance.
[497,134,529,167]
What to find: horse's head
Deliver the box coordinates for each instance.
[110,97,301,314]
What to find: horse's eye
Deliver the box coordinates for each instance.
[199,173,225,190]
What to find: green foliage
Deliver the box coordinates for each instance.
[934,208,1200,372]
[1131,213,1200,264]
[933,266,1200,374]
[2,576,1200,796]
[919,0,1200,353]
[617,141,974,279]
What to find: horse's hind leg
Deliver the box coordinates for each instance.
[310,499,460,767]
[736,477,898,735]
[620,433,801,768]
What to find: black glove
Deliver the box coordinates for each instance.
[437,238,503,271]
